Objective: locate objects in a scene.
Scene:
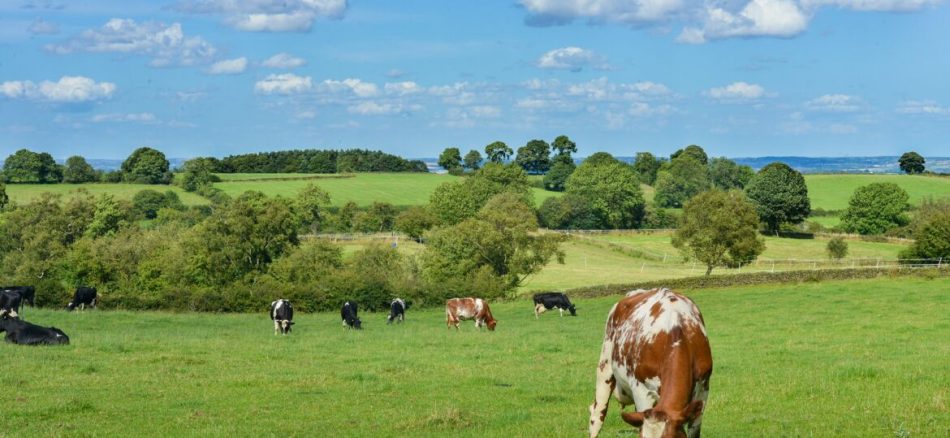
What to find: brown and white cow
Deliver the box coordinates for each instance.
[445,297,497,331]
[589,288,712,438]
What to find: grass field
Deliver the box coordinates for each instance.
[4,277,947,436]
[805,174,950,211]
[3,183,209,206]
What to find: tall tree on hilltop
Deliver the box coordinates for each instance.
[484,141,512,163]
[515,139,552,174]
[744,162,811,234]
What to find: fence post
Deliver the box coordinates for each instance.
[939,257,944,268]
[640,263,645,273]
[771,261,775,273]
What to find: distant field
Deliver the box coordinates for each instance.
[4,277,947,436]
[805,174,950,211]
[3,183,209,206]
[213,173,561,207]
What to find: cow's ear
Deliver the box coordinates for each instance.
[621,410,646,427]
[681,400,705,422]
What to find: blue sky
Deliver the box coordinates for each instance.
[1,0,948,160]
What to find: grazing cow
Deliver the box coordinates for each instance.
[445,297,497,331]
[1,286,35,307]
[0,316,69,346]
[270,299,294,335]
[533,292,577,318]
[589,288,712,438]
[66,287,98,312]
[341,301,362,330]
[387,298,408,324]
[0,290,25,318]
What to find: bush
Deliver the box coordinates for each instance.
[826,237,848,261]
[840,183,910,235]
[537,194,602,230]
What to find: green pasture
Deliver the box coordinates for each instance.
[2,183,209,206]
[3,277,947,436]
[805,174,950,211]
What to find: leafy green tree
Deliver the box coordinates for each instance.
[394,206,437,242]
[2,149,63,183]
[177,158,219,192]
[709,157,754,190]
[63,156,98,183]
[672,189,764,276]
[744,162,811,233]
[654,156,711,208]
[428,163,532,225]
[515,139,552,174]
[898,151,925,174]
[566,154,645,228]
[826,237,848,261]
[86,194,128,238]
[542,160,575,192]
[132,190,184,220]
[582,152,622,167]
[438,147,463,171]
[551,135,577,165]
[0,181,7,210]
[121,147,172,184]
[484,141,512,163]
[670,144,708,165]
[422,192,565,294]
[899,199,950,262]
[840,183,910,235]
[538,194,601,229]
[632,152,661,185]
[293,183,331,233]
[463,149,483,171]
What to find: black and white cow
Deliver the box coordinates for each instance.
[341,301,362,330]
[66,287,97,312]
[270,299,294,335]
[0,290,25,318]
[387,298,408,325]
[533,292,577,318]
[1,286,35,307]
[0,315,70,345]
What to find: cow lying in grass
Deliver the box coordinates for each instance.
[0,315,70,346]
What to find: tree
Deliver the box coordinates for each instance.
[898,152,925,174]
[2,149,62,183]
[437,147,462,172]
[394,206,437,242]
[515,139,552,174]
[670,145,708,165]
[551,135,577,165]
[463,149,483,171]
[672,189,764,276]
[654,156,711,208]
[63,156,98,183]
[826,237,848,261]
[428,163,532,225]
[132,190,172,219]
[632,152,661,185]
[293,183,331,233]
[840,183,910,235]
[484,141,512,163]
[0,181,7,210]
[121,147,172,184]
[177,158,218,192]
[709,157,754,190]
[566,154,645,228]
[86,195,128,238]
[899,198,950,262]
[538,194,601,229]
[542,160,575,192]
[744,162,811,233]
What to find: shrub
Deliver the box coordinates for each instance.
[826,237,849,261]
[840,183,910,235]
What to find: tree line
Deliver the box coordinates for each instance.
[209,149,428,173]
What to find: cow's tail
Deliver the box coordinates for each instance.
[588,337,615,437]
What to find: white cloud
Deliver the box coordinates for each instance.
[537,46,608,72]
[520,0,685,25]
[206,57,248,75]
[320,78,378,97]
[428,82,476,105]
[295,110,317,119]
[805,94,862,112]
[896,100,950,115]
[174,0,347,32]
[628,102,675,116]
[28,19,59,35]
[1,76,116,103]
[254,73,312,94]
[799,0,941,11]
[705,81,766,100]
[566,77,671,101]
[347,101,421,115]
[687,0,808,43]
[46,19,216,67]
[470,105,501,118]
[384,81,421,96]
[91,112,157,123]
[262,53,306,68]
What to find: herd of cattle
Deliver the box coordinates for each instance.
[6,285,711,437]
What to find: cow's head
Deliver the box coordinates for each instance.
[66,302,76,312]
[353,318,363,330]
[568,304,577,316]
[281,320,294,332]
[623,400,704,438]
[487,318,497,331]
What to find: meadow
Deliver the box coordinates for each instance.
[3,277,947,436]
[2,183,209,206]
[804,174,950,211]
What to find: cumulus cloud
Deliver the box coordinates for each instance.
[28,19,59,35]
[91,112,157,123]
[680,0,808,44]
[206,57,248,75]
[174,0,347,32]
[805,94,862,112]
[566,77,672,101]
[347,101,421,115]
[254,73,312,94]
[537,47,609,72]
[46,19,216,67]
[520,0,685,25]
[262,53,306,68]
[705,81,766,101]
[384,81,421,96]
[320,78,378,97]
[896,100,950,115]
[1,76,116,103]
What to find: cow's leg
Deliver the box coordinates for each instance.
[274,320,280,335]
[559,308,564,317]
[534,303,541,319]
[589,342,615,438]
